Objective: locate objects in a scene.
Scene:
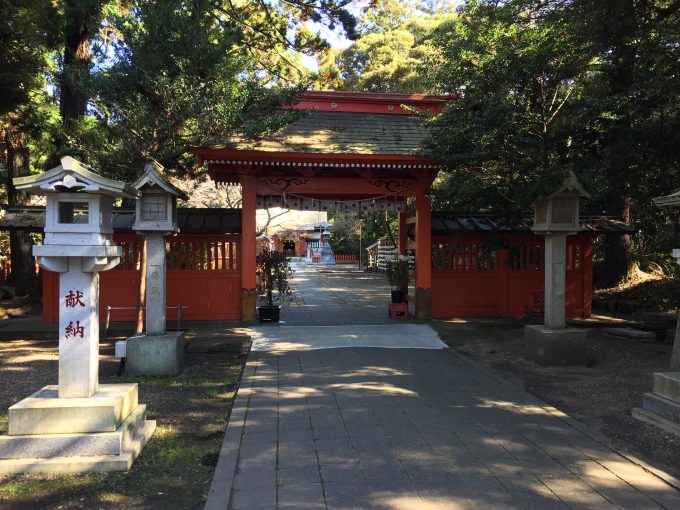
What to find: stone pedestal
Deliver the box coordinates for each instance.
[126,331,186,376]
[145,234,166,336]
[0,384,155,474]
[524,231,589,365]
[544,233,567,329]
[58,259,100,398]
[524,325,589,365]
[633,372,680,436]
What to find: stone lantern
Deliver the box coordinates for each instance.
[126,159,188,376]
[318,227,336,264]
[525,172,590,365]
[0,157,156,474]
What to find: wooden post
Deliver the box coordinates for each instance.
[582,235,593,317]
[241,173,257,321]
[415,193,432,319]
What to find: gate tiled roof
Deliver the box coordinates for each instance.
[233,111,429,155]
[432,212,633,234]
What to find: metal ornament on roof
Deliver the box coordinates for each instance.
[256,195,406,212]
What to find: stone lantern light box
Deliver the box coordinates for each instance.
[532,172,590,234]
[132,159,188,234]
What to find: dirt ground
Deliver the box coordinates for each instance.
[431,318,680,481]
[0,336,247,510]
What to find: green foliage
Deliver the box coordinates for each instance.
[426,0,680,284]
[329,211,398,263]
[0,0,57,116]
[336,0,455,93]
[384,257,408,289]
[256,249,293,306]
[427,0,591,212]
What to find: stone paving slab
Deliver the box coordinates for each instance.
[247,324,446,352]
[205,347,680,510]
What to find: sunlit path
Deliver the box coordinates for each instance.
[206,347,680,509]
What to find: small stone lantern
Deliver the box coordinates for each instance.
[525,172,590,366]
[0,157,156,474]
[318,227,336,265]
[132,159,184,234]
[126,159,188,376]
[532,173,588,234]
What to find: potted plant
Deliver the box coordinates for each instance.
[256,249,293,322]
[385,256,409,303]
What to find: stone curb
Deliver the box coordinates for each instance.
[444,348,680,493]
[203,354,256,510]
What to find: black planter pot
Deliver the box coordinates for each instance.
[391,290,404,304]
[258,305,281,323]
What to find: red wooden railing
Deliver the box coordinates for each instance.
[431,233,593,319]
[43,233,242,323]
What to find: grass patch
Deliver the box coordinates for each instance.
[0,351,246,510]
[0,412,7,435]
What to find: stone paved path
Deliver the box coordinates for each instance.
[206,264,680,509]
[208,347,680,510]
[279,263,397,326]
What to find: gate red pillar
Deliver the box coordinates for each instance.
[398,212,408,294]
[415,193,432,319]
[241,174,257,321]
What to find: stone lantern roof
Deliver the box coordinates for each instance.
[14,156,139,199]
[132,159,188,200]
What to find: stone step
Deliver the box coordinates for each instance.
[653,373,680,404]
[642,393,680,423]
[0,418,156,474]
[602,327,657,341]
[8,383,138,435]
[632,407,680,438]
[0,404,147,459]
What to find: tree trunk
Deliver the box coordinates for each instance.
[600,0,638,287]
[60,10,92,130]
[3,122,35,297]
[135,239,147,335]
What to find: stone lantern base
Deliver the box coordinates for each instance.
[524,325,589,366]
[126,331,186,376]
[0,383,155,474]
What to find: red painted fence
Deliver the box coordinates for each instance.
[43,233,242,323]
[431,234,592,318]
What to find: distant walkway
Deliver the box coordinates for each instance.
[280,262,397,326]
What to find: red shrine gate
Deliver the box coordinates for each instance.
[192,91,448,320]
[35,91,605,323]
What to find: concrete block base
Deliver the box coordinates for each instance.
[0,412,155,474]
[642,393,680,422]
[633,407,680,438]
[126,331,185,376]
[524,325,589,366]
[8,384,138,435]
[0,404,148,459]
[652,372,680,403]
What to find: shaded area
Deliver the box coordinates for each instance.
[225,347,680,509]
[0,336,246,510]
